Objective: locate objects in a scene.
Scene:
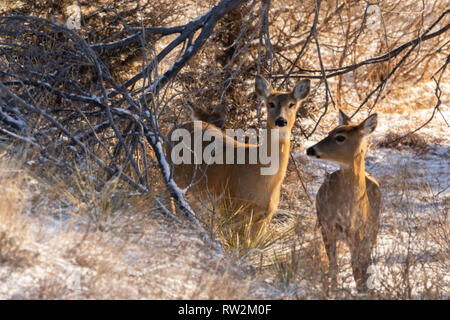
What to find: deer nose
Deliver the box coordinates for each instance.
[306,147,316,157]
[275,117,287,127]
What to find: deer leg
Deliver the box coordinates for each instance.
[248,207,272,241]
[349,238,371,293]
[249,219,267,241]
[321,229,338,290]
[368,217,380,255]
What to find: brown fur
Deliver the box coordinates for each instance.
[166,76,310,236]
[188,102,225,129]
[307,110,381,292]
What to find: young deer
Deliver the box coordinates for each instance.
[167,76,310,236]
[306,110,381,293]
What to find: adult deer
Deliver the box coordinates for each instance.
[167,76,310,237]
[306,110,381,293]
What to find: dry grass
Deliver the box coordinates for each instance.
[377,132,433,154]
[0,157,267,300]
[199,194,281,256]
[0,160,39,269]
[0,127,447,301]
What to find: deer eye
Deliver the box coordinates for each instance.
[336,135,346,143]
[269,102,276,109]
[288,103,295,109]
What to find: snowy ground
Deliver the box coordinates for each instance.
[0,101,447,299]
[283,101,449,298]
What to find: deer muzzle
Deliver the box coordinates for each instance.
[275,117,287,127]
[306,147,319,158]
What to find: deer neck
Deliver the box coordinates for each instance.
[266,127,291,178]
[339,149,367,201]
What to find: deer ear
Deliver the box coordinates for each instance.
[338,109,351,126]
[255,76,272,98]
[359,113,378,135]
[293,79,310,100]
